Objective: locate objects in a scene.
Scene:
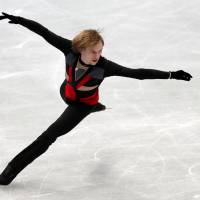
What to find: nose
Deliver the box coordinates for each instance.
[96,52,101,58]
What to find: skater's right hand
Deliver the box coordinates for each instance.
[0,12,20,24]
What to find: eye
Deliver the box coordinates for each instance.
[91,51,97,55]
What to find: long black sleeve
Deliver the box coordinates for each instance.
[104,58,170,80]
[17,17,72,54]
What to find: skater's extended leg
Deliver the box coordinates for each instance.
[0,104,93,185]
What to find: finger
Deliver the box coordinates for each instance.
[186,76,191,81]
[188,75,192,80]
[185,73,192,79]
[0,16,7,20]
[8,21,16,24]
[188,74,193,78]
[181,74,188,81]
[2,12,9,16]
[182,72,190,78]
[183,77,188,81]
[186,76,190,81]
[183,71,192,77]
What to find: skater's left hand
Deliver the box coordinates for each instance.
[0,12,20,24]
[170,70,193,81]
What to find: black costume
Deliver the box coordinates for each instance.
[0,13,192,185]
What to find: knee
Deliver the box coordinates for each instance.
[36,131,57,145]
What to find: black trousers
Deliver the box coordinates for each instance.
[8,83,98,174]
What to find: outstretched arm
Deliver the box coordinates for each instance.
[0,12,72,54]
[104,58,192,81]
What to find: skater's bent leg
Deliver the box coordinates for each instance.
[8,104,93,173]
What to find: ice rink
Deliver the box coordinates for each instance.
[0,0,200,199]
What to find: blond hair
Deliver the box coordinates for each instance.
[72,29,104,53]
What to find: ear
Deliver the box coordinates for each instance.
[79,47,86,54]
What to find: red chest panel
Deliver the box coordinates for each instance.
[65,65,99,105]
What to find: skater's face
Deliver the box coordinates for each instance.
[80,41,103,65]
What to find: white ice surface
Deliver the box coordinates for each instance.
[0,0,200,199]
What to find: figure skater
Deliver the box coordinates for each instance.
[0,12,192,185]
